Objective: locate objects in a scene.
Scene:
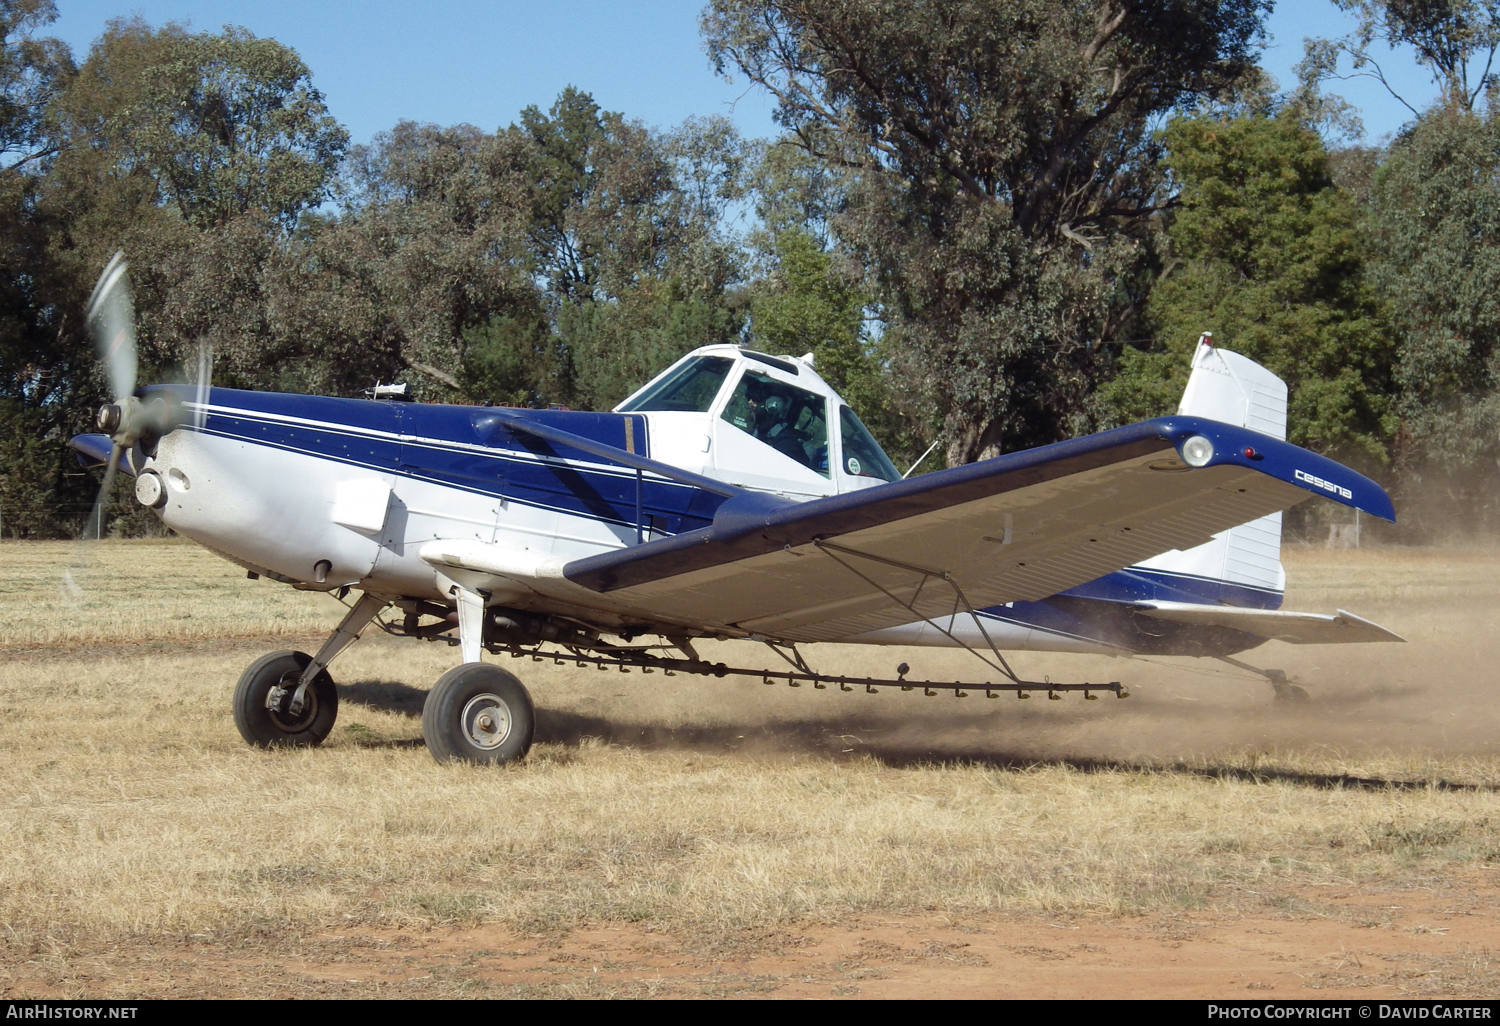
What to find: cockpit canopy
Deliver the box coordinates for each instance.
[617,346,901,498]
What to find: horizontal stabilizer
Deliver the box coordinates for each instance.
[1134,601,1405,645]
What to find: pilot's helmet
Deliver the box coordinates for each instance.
[763,393,788,419]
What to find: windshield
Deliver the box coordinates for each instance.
[838,406,902,482]
[720,369,829,477]
[618,356,734,413]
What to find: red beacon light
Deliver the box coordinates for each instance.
[1243,446,1264,461]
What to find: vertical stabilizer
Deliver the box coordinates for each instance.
[1133,335,1288,606]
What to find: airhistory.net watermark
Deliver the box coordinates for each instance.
[4,1007,137,1019]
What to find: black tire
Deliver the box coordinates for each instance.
[422,663,535,765]
[234,650,338,748]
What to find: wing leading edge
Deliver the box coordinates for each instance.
[549,417,1393,643]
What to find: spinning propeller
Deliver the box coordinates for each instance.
[76,252,210,545]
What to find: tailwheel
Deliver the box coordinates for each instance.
[234,650,339,748]
[422,664,535,765]
[1271,680,1311,704]
[1219,658,1311,706]
[1264,668,1310,704]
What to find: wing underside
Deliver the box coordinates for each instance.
[543,418,1395,644]
[581,459,1305,642]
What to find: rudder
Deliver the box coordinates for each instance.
[1132,335,1288,607]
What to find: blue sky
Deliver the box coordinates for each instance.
[43,1,1447,147]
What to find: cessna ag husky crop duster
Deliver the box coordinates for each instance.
[71,255,1402,765]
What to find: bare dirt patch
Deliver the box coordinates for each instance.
[8,884,1500,998]
[3,540,1500,998]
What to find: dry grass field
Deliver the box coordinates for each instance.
[2,538,1500,998]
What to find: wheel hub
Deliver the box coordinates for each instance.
[461,693,512,750]
[266,676,317,731]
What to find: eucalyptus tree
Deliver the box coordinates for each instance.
[1301,0,1500,116]
[703,0,1269,465]
[514,90,750,410]
[1298,1,1500,518]
[0,0,80,536]
[40,17,349,395]
[1367,107,1500,491]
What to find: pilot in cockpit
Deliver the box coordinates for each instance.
[726,370,829,475]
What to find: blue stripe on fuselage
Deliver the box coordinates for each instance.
[970,565,1282,657]
[149,384,1281,654]
[147,385,725,536]
[1059,566,1282,610]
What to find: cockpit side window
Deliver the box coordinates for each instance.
[720,369,829,477]
[618,356,734,413]
[838,406,902,482]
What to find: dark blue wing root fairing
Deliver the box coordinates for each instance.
[563,416,1395,595]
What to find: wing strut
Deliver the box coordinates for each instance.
[813,540,1026,687]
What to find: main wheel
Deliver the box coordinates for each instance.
[234,650,339,748]
[422,663,535,765]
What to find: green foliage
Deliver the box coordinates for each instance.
[0,0,71,168]
[1101,113,1396,462]
[750,230,861,391]
[51,18,346,230]
[461,313,557,409]
[706,0,1269,464]
[447,91,748,410]
[1368,105,1500,478]
[562,280,743,410]
[742,141,914,458]
[0,2,89,537]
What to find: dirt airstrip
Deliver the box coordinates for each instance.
[2,540,1499,998]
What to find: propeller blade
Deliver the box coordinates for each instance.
[192,341,213,430]
[86,251,137,402]
[85,442,121,542]
[61,441,120,607]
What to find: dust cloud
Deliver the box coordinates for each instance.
[363,547,1500,771]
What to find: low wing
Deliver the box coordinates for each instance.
[1134,602,1405,645]
[69,433,119,470]
[542,417,1394,643]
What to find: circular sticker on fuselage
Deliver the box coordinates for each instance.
[847,456,861,475]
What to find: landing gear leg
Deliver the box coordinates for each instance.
[453,586,485,664]
[1218,656,1309,704]
[233,591,388,748]
[421,586,535,763]
[288,592,389,716]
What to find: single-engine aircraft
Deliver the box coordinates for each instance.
[70,255,1403,765]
